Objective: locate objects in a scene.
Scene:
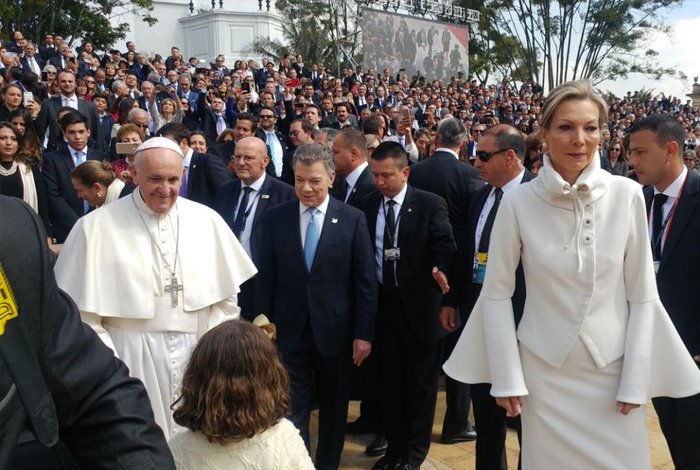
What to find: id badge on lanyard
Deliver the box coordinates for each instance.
[472,252,488,284]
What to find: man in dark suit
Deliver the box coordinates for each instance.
[19,42,44,75]
[256,106,295,184]
[176,74,199,113]
[0,195,175,466]
[466,123,487,161]
[331,128,375,205]
[409,117,483,444]
[156,122,232,209]
[35,70,103,152]
[256,143,377,470]
[39,34,59,62]
[361,142,456,470]
[42,111,110,243]
[0,195,175,469]
[628,114,700,470]
[213,137,295,319]
[48,43,75,71]
[442,124,528,470]
[196,92,234,147]
[209,113,258,169]
[331,129,385,454]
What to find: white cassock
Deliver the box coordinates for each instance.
[55,191,257,439]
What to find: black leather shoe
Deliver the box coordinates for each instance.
[346,417,378,435]
[371,455,398,470]
[440,424,477,444]
[365,432,388,456]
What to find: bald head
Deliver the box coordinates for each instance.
[233,136,270,185]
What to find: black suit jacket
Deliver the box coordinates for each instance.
[214,176,295,318]
[255,129,295,185]
[35,96,103,152]
[185,152,233,209]
[645,170,700,356]
[20,55,44,74]
[256,197,377,355]
[0,196,174,469]
[447,172,531,325]
[42,147,110,242]
[196,93,235,146]
[361,186,457,342]
[330,164,375,207]
[48,56,75,71]
[409,150,483,255]
[39,45,59,62]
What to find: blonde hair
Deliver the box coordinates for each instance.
[540,80,608,130]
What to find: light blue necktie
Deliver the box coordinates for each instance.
[304,208,319,271]
[75,151,89,214]
[267,132,282,177]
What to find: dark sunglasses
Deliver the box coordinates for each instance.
[476,148,509,162]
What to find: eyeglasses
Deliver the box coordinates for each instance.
[476,148,509,162]
[260,114,275,119]
[684,157,695,161]
[610,148,621,152]
[472,129,484,134]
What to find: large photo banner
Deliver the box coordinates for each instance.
[362,8,469,82]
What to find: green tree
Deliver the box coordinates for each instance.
[456,0,686,90]
[246,0,360,71]
[0,0,156,50]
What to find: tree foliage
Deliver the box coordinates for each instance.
[456,0,686,90]
[245,0,360,70]
[0,0,157,50]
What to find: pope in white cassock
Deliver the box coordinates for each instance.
[55,137,256,440]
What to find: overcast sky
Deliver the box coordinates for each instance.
[597,1,700,99]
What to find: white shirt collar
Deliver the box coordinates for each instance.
[68,145,87,158]
[499,170,526,194]
[655,166,687,198]
[183,148,194,168]
[300,194,330,215]
[243,173,266,191]
[345,161,368,188]
[383,183,408,206]
[434,147,459,159]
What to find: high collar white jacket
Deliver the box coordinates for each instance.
[445,154,700,404]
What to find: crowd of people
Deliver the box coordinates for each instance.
[1,28,700,470]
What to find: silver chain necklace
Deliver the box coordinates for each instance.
[0,161,18,177]
[132,197,182,307]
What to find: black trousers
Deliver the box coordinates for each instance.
[441,320,472,437]
[282,325,351,470]
[379,289,442,467]
[471,383,522,470]
[653,391,700,470]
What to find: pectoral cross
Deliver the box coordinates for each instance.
[164,277,183,307]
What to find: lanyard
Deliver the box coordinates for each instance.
[237,188,261,224]
[649,174,687,258]
[382,199,401,248]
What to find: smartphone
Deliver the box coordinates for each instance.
[195,67,207,74]
[212,79,222,86]
[241,81,250,92]
[116,142,140,155]
[401,107,411,120]
[41,71,48,81]
[23,91,33,107]
[4,51,17,58]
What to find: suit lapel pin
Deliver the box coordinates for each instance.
[352,188,357,193]
[261,194,270,199]
[331,218,338,224]
[407,208,413,213]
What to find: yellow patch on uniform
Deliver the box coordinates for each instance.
[0,263,19,335]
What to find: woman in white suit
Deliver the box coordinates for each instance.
[444,79,700,469]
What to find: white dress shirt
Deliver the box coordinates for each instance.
[299,195,330,248]
[375,184,407,284]
[343,161,368,203]
[68,145,88,166]
[236,173,266,256]
[649,166,687,250]
[475,171,525,254]
[62,94,78,110]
